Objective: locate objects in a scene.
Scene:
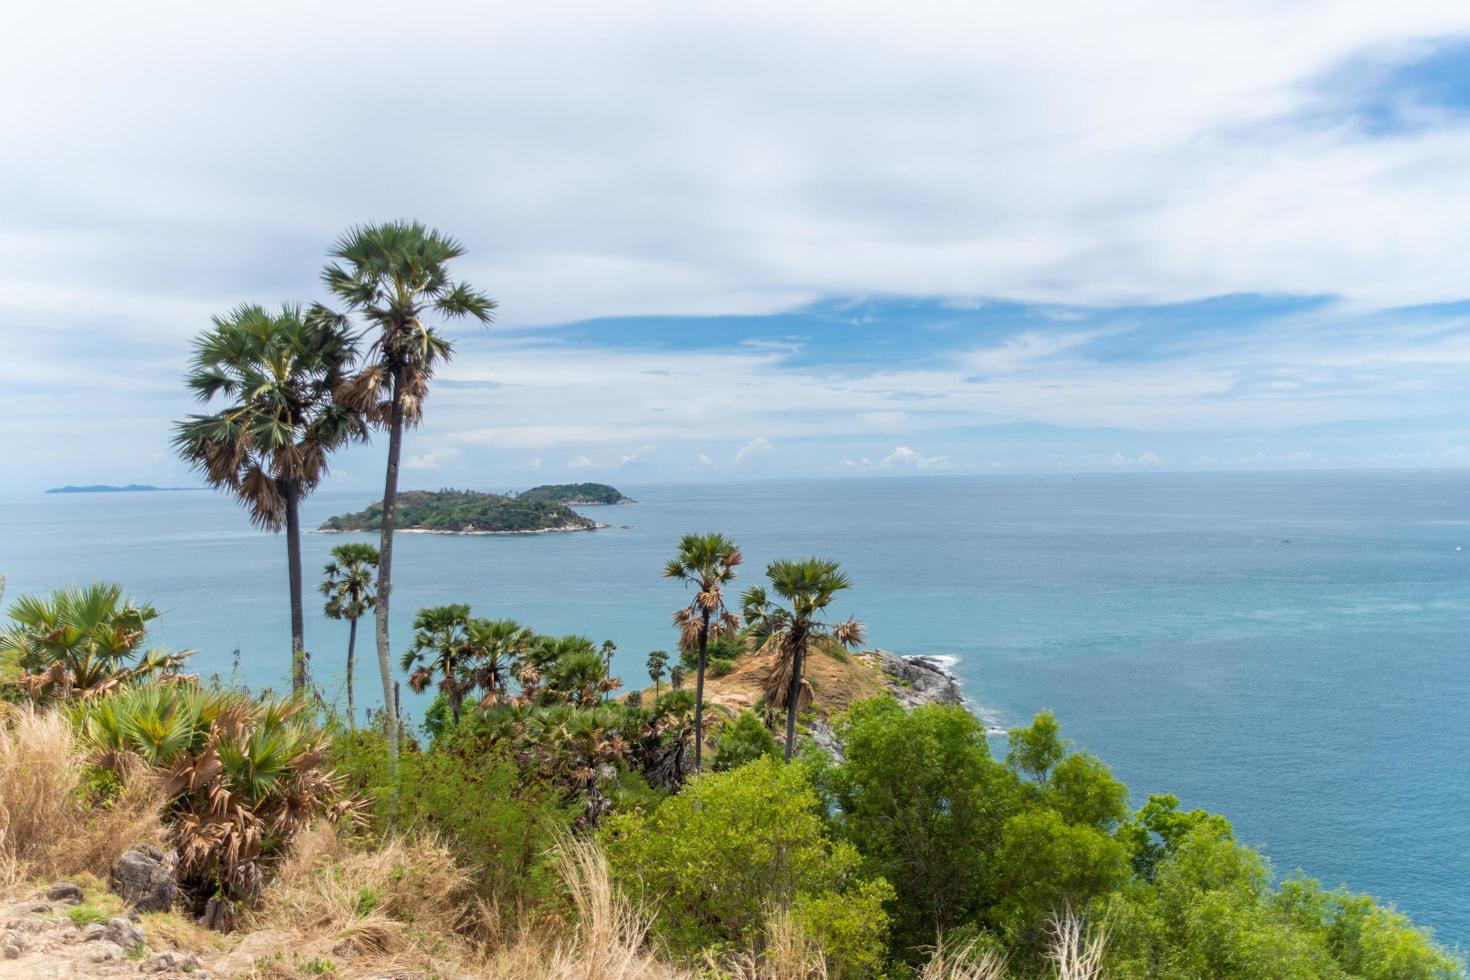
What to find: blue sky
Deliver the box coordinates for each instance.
[4,3,1470,491]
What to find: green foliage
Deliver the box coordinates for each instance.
[991,807,1129,948]
[0,583,192,699]
[1005,708,1067,782]
[713,710,781,772]
[828,698,1017,955]
[75,684,346,916]
[792,877,896,979]
[66,904,107,927]
[707,656,738,677]
[601,756,890,962]
[517,483,631,504]
[1046,751,1130,830]
[329,721,577,913]
[321,489,592,533]
[1118,792,1233,880]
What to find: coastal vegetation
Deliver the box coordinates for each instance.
[321,488,598,534]
[521,482,636,504]
[4,220,1454,976]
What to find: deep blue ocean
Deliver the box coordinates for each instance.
[2,472,1466,948]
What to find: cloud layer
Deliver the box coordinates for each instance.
[3,2,1470,489]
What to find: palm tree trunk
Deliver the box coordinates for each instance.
[374,366,406,768]
[694,610,710,772]
[345,615,357,728]
[783,640,804,762]
[284,479,307,694]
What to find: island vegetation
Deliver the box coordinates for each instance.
[519,482,636,504]
[0,222,1457,978]
[320,488,601,534]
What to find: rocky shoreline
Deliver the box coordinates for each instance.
[805,649,967,761]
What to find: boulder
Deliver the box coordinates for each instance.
[109,845,178,913]
[45,882,83,904]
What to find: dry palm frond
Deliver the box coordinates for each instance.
[1048,908,1107,980]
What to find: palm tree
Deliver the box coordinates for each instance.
[742,558,865,762]
[466,617,533,707]
[670,664,686,691]
[0,583,193,700]
[544,648,622,708]
[323,222,495,761]
[174,304,362,693]
[663,533,742,772]
[400,603,474,726]
[319,542,378,727]
[647,649,669,699]
[600,639,617,697]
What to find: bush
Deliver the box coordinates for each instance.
[601,756,891,966]
[713,710,780,772]
[707,657,738,678]
[76,684,350,926]
[330,720,579,917]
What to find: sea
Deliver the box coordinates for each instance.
[1,472,1466,949]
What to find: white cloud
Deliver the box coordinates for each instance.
[733,437,774,463]
[697,453,714,466]
[520,456,543,470]
[620,444,656,465]
[880,446,952,470]
[1108,450,1167,466]
[567,455,599,470]
[403,448,461,471]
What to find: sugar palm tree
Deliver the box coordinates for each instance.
[647,649,669,699]
[319,542,378,727]
[466,617,533,707]
[401,603,474,726]
[0,583,193,700]
[664,533,742,772]
[742,558,865,762]
[174,304,362,693]
[323,222,495,761]
[670,664,686,691]
[600,639,617,698]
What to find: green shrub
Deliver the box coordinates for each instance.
[601,756,891,963]
[707,657,738,678]
[713,710,780,772]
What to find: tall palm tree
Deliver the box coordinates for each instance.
[600,639,617,697]
[174,304,362,693]
[663,533,742,772]
[742,558,865,762]
[646,649,669,699]
[319,542,379,727]
[466,617,533,707]
[323,222,495,760]
[400,603,474,726]
[670,664,686,691]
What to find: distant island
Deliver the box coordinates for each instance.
[45,484,201,494]
[319,489,606,535]
[517,482,635,505]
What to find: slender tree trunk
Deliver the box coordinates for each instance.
[784,639,805,762]
[375,366,406,768]
[284,479,307,695]
[694,610,710,772]
[345,615,358,728]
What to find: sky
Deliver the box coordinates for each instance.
[4,1,1470,492]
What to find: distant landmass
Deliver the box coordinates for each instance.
[517,482,635,505]
[320,489,607,535]
[45,484,201,494]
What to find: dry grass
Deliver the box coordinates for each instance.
[1048,910,1107,980]
[0,706,163,890]
[917,937,1008,980]
[719,910,829,980]
[248,821,474,969]
[481,834,692,980]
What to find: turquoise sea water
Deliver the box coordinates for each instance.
[2,472,1467,948]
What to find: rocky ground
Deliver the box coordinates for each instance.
[0,883,206,980]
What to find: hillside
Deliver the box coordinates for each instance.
[518,482,635,504]
[320,489,601,534]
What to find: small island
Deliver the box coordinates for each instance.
[45,484,200,494]
[319,489,604,535]
[517,482,635,505]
